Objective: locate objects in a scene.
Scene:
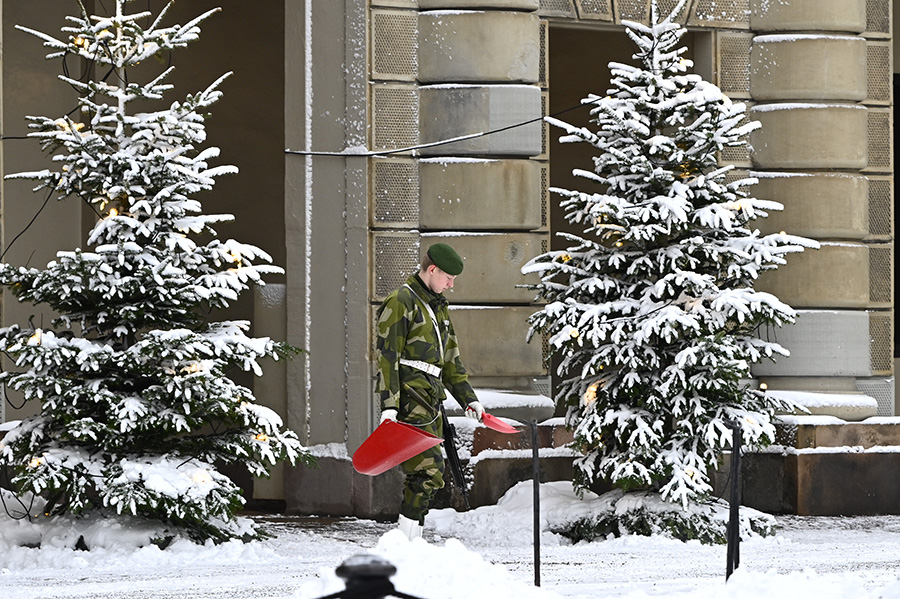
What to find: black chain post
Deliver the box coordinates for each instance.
[725,420,742,580]
[530,420,541,587]
[512,417,542,587]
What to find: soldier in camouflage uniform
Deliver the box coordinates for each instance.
[375,243,484,540]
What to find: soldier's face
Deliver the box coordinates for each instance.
[424,265,456,293]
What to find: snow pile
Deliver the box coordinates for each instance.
[430,481,774,546]
[429,481,605,548]
[296,530,562,599]
[3,481,900,598]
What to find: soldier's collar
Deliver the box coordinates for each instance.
[411,274,441,301]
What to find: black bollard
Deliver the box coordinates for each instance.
[333,554,397,599]
[320,555,431,599]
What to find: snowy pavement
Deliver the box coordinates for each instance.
[3,508,900,599]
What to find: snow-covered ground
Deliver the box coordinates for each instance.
[2,481,900,599]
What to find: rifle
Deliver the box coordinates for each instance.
[402,383,471,510]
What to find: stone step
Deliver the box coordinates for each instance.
[471,420,573,455]
[776,416,900,449]
[737,451,900,516]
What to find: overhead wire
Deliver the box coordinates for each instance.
[285,97,599,158]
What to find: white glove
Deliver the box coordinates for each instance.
[380,409,398,424]
[465,401,484,423]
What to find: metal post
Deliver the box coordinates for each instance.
[725,420,741,580]
[530,420,541,587]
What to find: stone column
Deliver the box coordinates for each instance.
[747,0,893,415]
[415,0,546,391]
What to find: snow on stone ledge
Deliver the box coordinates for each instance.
[770,390,879,422]
[770,390,878,409]
[307,443,350,461]
[777,414,847,426]
[444,388,552,411]
[752,102,868,112]
[755,34,863,43]
[474,389,552,409]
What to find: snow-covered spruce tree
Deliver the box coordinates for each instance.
[523,1,816,520]
[0,1,311,544]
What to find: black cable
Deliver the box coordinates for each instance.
[0,466,36,521]
[61,47,94,85]
[0,187,54,261]
[75,190,104,219]
[2,382,27,411]
[285,97,600,158]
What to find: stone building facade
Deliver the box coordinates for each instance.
[0,0,895,517]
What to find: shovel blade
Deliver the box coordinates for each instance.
[482,413,519,434]
[352,420,443,476]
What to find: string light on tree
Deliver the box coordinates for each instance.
[584,382,599,406]
[192,469,213,484]
[521,0,815,521]
[0,0,314,545]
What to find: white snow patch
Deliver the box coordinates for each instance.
[754,34,863,43]
[420,157,500,164]
[769,390,878,409]
[751,103,867,112]
[307,442,350,460]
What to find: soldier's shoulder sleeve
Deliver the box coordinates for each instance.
[374,289,414,411]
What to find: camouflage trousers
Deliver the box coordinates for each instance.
[399,398,445,524]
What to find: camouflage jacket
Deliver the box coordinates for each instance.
[375,274,477,422]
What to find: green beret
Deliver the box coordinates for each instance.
[427,243,464,275]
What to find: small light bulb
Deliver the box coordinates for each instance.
[569,329,580,339]
[254,433,270,442]
[584,382,599,406]
[192,469,212,484]
[108,207,119,217]
[28,457,44,469]
[759,382,768,391]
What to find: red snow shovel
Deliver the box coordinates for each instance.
[352,420,443,476]
[482,412,519,434]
